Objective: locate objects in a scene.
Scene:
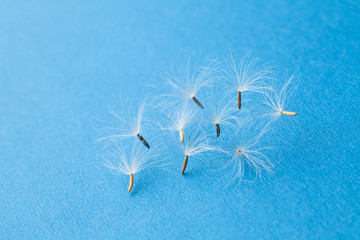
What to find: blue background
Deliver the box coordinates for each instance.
[1,0,359,239]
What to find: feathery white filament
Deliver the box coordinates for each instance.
[162,102,198,132]
[263,74,298,118]
[222,50,272,93]
[204,90,239,129]
[103,140,164,176]
[98,99,148,142]
[182,124,214,156]
[160,58,218,107]
[219,120,273,186]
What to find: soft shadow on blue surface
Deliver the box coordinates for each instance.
[0,0,359,239]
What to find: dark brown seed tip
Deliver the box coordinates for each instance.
[137,133,150,148]
[192,96,204,109]
[238,91,241,109]
[216,123,220,138]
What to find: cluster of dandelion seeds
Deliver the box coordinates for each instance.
[98,51,298,192]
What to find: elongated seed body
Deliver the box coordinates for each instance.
[137,133,150,148]
[192,96,204,109]
[238,91,242,109]
[179,129,184,143]
[281,111,297,116]
[181,155,189,174]
[128,173,134,192]
[216,123,220,138]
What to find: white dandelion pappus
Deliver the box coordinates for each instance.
[263,74,298,118]
[157,102,199,143]
[222,50,273,109]
[166,123,215,174]
[98,99,151,148]
[103,140,166,192]
[217,119,274,187]
[203,87,243,138]
[161,57,218,110]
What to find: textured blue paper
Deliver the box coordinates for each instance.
[1,0,359,239]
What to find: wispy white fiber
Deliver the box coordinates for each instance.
[222,50,273,94]
[103,139,166,176]
[181,124,215,157]
[217,119,274,186]
[97,98,150,142]
[204,88,241,130]
[158,102,199,134]
[159,58,218,108]
[263,74,298,118]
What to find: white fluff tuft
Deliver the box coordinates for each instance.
[97,99,149,142]
[222,50,272,93]
[218,120,274,186]
[204,88,241,128]
[103,139,166,176]
[181,124,215,156]
[160,58,218,108]
[158,102,199,133]
[263,74,298,118]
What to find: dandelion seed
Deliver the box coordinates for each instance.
[177,124,214,174]
[203,88,241,138]
[159,58,218,109]
[222,50,272,110]
[137,133,150,148]
[98,99,152,148]
[238,91,242,109]
[192,96,204,109]
[217,120,273,186]
[103,140,166,193]
[216,123,220,138]
[281,111,297,116]
[263,74,298,118]
[181,155,189,174]
[157,102,199,143]
[128,173,134,192]
[179,128,184,143]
